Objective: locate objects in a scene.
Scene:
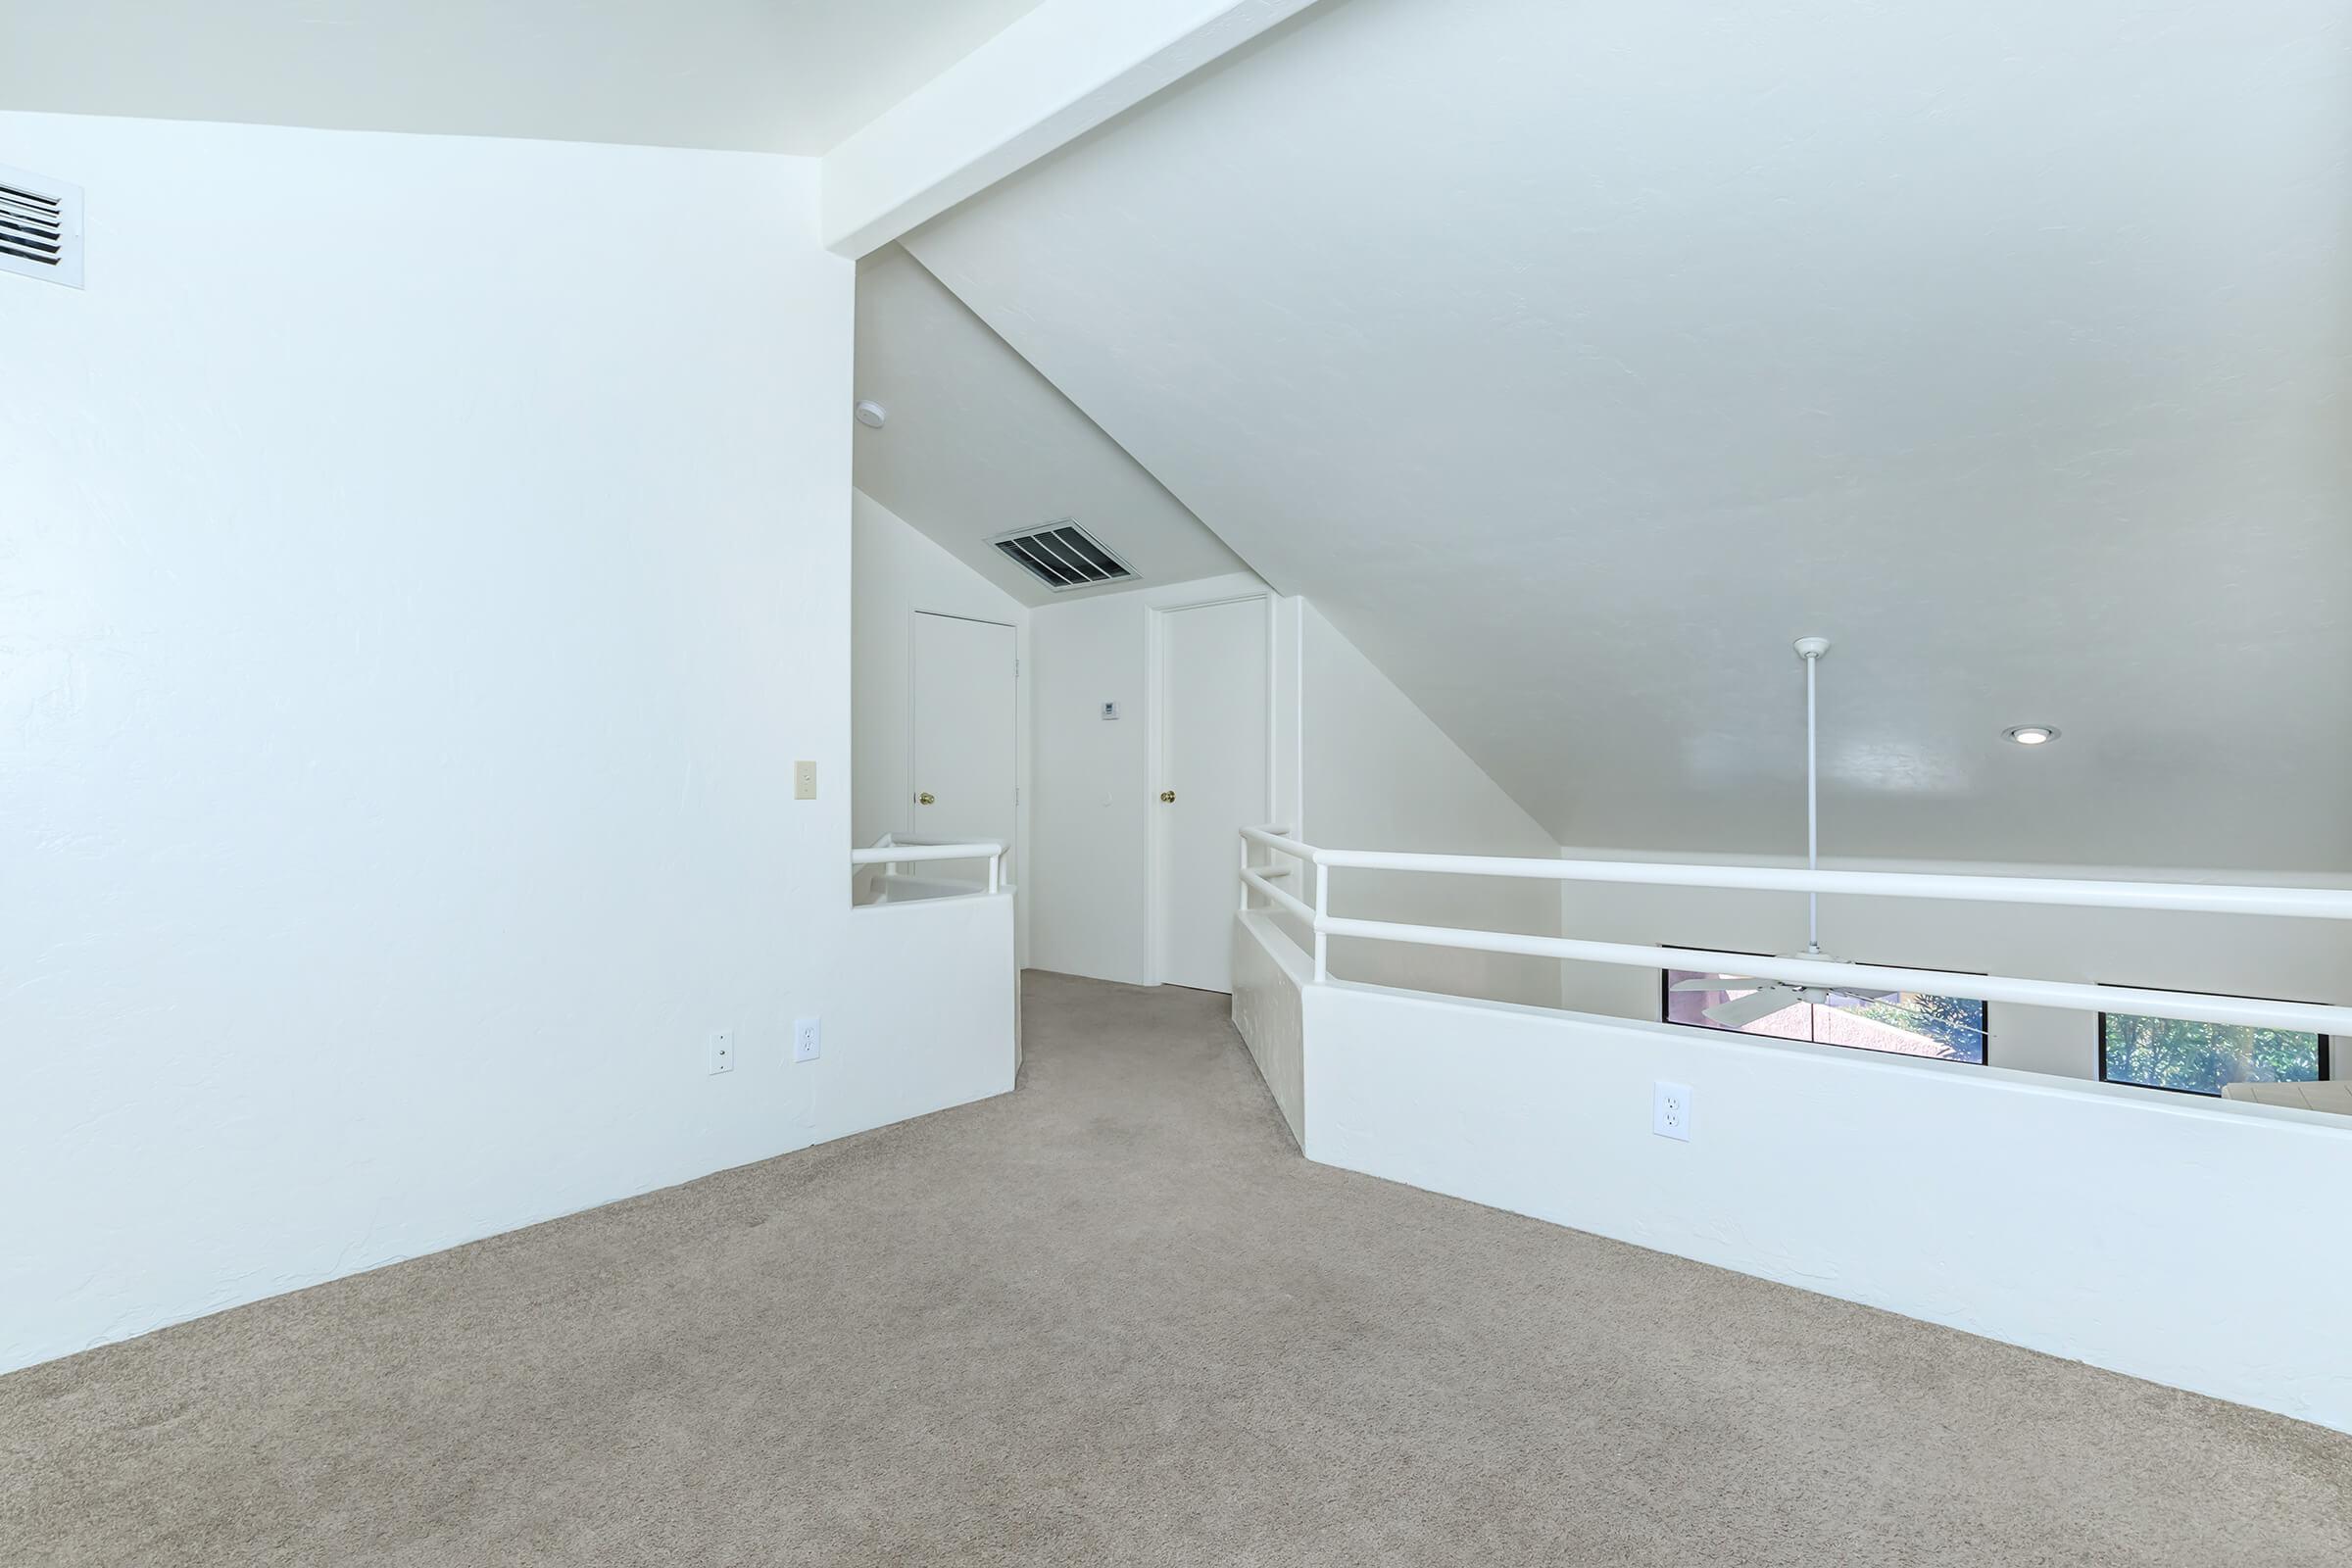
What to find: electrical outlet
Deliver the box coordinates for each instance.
[793,1016,821,1062]
[794,760,817,801]
[1653,1080,1692,1141]
[709,1029,735,1076]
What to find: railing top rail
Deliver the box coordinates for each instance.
[1238,826,2352,1036]
[851,840,1005,865]
[1246,834,2352,922]
[1315,917,2352,1037]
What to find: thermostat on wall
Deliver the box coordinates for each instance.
[1102,702,1120,720]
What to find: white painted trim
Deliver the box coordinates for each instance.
[902,610,921,841]
[820,0,1326,256]
[1145,604,1167,985]
[1264,593,1281,854]
[1290,595,1305,845]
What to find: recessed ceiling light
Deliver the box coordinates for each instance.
[854,400,887,429]
[2003,724,2060,746]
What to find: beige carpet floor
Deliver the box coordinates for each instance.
[5,970,2348,1565]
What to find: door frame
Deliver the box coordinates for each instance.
[1144,592,1277,988]
[905,607,1021,880]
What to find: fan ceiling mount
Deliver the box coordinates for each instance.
[1669,635,1903,1030]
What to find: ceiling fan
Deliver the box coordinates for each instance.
[1668,636,1903,1031]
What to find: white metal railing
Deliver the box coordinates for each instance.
[1238,827,2352,1037]
[853,834,1008,899]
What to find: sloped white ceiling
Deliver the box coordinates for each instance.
[904,0,2352,870]
[0,0,1043,153]
[854,245,1247,605]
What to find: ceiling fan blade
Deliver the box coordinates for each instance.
[1831,993,1991,1035]
[1882,1006,1990,1036]
[1672,974,1766,993]
[1705,986,1803,1029]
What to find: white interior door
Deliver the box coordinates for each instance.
[1156,598,1269,991]
[909,612,1016,888]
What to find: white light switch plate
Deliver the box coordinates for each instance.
[793,1016,821,1062]
[794,760,817,800]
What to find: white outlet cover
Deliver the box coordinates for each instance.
[793,1016,821,1062]
[709,1029,735,1075]
[1652,1080,1692,1141]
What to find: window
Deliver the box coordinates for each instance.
[1662,955,1986,1064]
[2098,1001,2328,1098]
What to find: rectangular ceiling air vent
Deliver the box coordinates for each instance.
[990,521,1135,591]
[0,166,83,289]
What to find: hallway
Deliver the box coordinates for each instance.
[4,971,2346,1565]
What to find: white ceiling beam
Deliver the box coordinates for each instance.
[820,0,1322,258]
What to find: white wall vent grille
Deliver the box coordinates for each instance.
[0,166,84,289]
[990,521,1134,591]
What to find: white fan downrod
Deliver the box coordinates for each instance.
[1794,634,1830,957]
[1670,634,1904,1027]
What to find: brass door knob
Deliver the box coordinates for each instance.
[917,792,935,805]
[1159,790,1176,804]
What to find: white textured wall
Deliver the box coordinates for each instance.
[1552,851,2352,1081]
[1302,604,1561,1007]
[0,113,1010,1373]
[1304,979,2352,1433]
[1025,572,1268,985]
[840,894,1020,1124]
[1230,912,1305,1146]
